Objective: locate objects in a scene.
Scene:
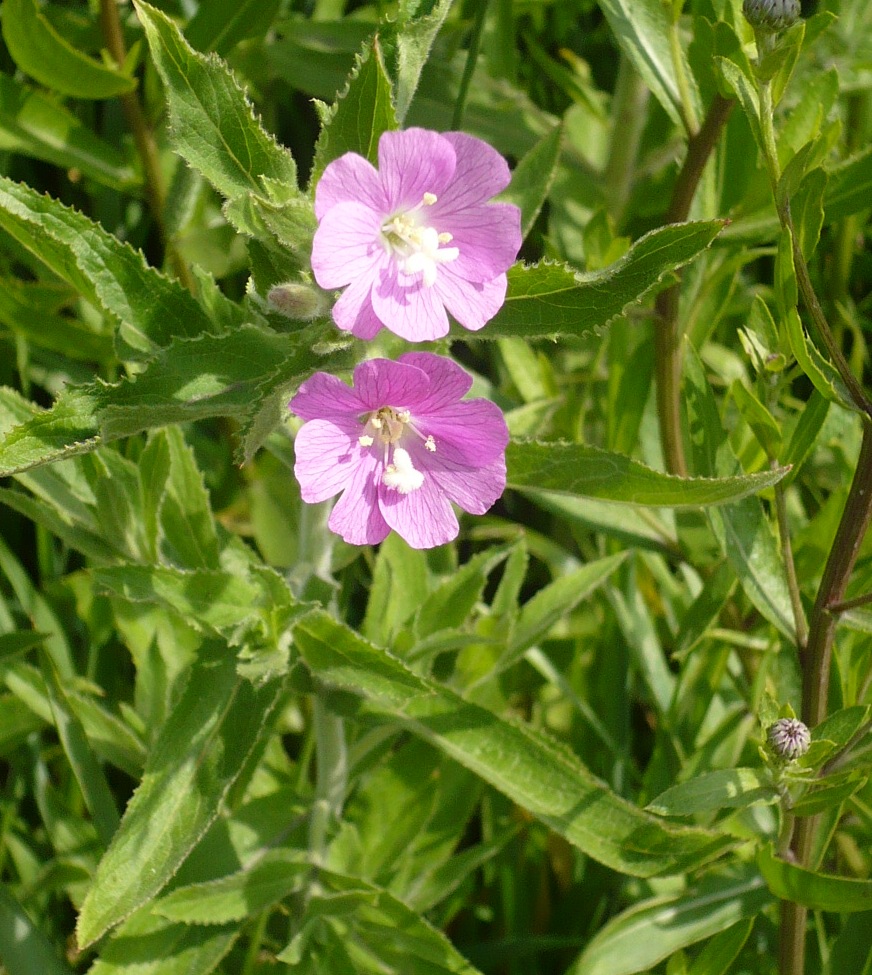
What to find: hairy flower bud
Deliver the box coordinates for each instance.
[267,281,329,320]
[743,0,800,32]
[767,717,811,760]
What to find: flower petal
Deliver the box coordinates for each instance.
[413,399,509,467]
[329,451,391,546]
[352,358,430,410]
[430,456,506,515]
[331,261,385,339]
[315,152,386,221]
[311,201,383,289]
[378,128,456,212]
[439,202,522,282]
[371,266,450,341]
[435,132,513,210]
[293,417,364,502]
[378,474,459,549]
[398,352,472,410]
[290,372,366,421]
[433,269,507,332]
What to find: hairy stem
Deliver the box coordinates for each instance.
[654,94,734,475]
[100,0,193,288]
[451,0,489,130]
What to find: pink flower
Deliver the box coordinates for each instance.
[311,128,522,342]
[290,353,509,549]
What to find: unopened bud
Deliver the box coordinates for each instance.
[743,0,800,32]
[767,717,810,760]
[267,281,329,320]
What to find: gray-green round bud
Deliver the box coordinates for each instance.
[267,281,330,321]
[743,0,800,32]
[767,717,811,760]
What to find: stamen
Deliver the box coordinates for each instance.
[358,435,374,447]
[382,447,424,494]
[422,192,437,206]
[424,436,436,452]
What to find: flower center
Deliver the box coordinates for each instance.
[380,193,459,288]
[358,406,436,494]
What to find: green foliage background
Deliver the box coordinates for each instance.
[0,1,869,974]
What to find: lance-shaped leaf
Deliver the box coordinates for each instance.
[0,385,101,477]
[567,866,770,975]
[0,74,139,189]
[391,0,454,123]
[0,176,215,358]
[2,0,136,100]
[480,221,723,340]
[0,885,76,975]
[295,611,733,879]
[500,123,563,239]
[76,643,287,947]
[758,845,872,912]
[646,769,778,817]
[309,39,398,191]
[506,441,788,506]
[134,0,298,204]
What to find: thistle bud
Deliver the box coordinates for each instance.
[267,281,329,321]
[743,0,800,32]
[767,717,811,760]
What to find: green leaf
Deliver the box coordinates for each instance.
[76,643,286,946]
[41,650,120,848]
[646,769,777,816]
[782,390,829,485]
[568,866,770,975]
[391,0,454,123]
[683,344,796,639]
[0,176,215,359]
[309,39,397,191]
[687,919,755,975]
[95,324,329,442]
[597,0,699,128]
[716,57,763,150]
[500,553,627,672]
[499,123,563,239]
[92,565,264,634]
[785,307,854,411]
[134,0,298,203]
[185,0,281,56]
[758,845,872,912]
[155,850,310,924]
[295,611,733,879]
[825,145,872,222]
[0,884,75,975]
[0,74,138,189]
[506,441,788,507]
[0,385,101,477]
[483,221,723,340]
[87,909,238,975]
[277,868,485,974]
[1,0,136,100]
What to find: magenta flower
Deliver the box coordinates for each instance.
[311,128,522,342]
[290,353,509,549]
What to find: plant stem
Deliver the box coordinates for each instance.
[99,0,193,288]
[654,94,734,475]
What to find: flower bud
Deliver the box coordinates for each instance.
[743,0,800,32]
[767,717,811,760]
[267,281,329,320]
